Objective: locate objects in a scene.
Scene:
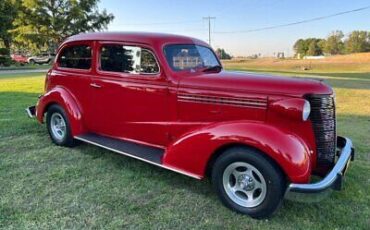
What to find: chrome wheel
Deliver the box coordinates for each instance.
[50,112,66,141]
[223,162,267,208]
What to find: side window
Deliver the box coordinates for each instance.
[58,45,91,69]
[100,44,159,75]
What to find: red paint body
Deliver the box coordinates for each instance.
[36,32,334,183]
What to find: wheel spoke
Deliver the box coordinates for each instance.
[245,168,253,177]
[235,188,252,201]
[254,181,262,190]
[232,170,242,180]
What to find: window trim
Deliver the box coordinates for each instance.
[55,42,93,72]
[97,42,161,77]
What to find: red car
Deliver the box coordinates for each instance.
[26,32,354,218]
[11,54,28,64]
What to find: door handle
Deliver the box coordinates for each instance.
[90,83,102,88]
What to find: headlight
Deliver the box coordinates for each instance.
[271,98,311,121]
[302,100,311,121]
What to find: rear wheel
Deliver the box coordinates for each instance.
[46,104,75,147]
[211,147,286,219]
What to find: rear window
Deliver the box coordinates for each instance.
[58,45,92,69]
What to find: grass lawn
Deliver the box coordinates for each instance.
[0,68,369,229]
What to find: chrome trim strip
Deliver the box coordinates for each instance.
[287,136,354,193]
[75,136,202,180]
[178,94,267,108]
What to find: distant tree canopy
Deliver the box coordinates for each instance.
[323,30,344,55]
[2,0,114,53]
[294,30,370,57]
[345,31,370,53]
[215,48,232,60]
[294,38,324,57]
[0,0,18,49]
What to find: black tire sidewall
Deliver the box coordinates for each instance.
[212,147,286,219]
[46,104,74,146]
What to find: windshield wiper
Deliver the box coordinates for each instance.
[202,65,222,72]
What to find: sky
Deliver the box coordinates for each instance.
[98,0,370,57]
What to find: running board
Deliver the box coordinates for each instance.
[75,133,164,163]
[75,133,201,179]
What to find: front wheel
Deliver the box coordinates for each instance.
[46,104,76,147]
[211,147,286,219]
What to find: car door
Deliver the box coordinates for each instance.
[89,42,171,147]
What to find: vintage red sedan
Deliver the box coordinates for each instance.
[26,32,354,218]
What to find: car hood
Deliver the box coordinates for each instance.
[178,71,333,97]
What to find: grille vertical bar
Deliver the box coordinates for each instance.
[308,95,336,165]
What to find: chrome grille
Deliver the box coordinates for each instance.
[308,95,336,165]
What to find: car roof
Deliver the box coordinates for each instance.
[62,32,209,47]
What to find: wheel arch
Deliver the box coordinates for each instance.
[36,86,86,136]
[205,143,287,183]
[163,121,312,183]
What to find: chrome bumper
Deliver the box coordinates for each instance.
[25,105,36,118]
[287,136,354,193]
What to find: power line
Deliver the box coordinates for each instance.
[203,16,216,46]
[214,5,370,34]
[113,20,202,26]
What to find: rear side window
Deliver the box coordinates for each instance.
[100,45,159,74]
[58,45,92,69]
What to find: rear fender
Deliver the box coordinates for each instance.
[162,121,311,183]
[36,86,85,136]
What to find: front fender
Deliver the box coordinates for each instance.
[36,86,85,136]
[162,121,311,183]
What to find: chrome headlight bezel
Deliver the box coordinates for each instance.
[302,100,311,121]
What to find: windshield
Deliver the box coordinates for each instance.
[164,44,220,72]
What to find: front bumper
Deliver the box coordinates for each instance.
[287,136,354,193]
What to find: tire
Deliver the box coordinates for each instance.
[46,104,76,147]
[211,146,286,219]
[29,59,35,65]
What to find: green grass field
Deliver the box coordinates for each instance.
[0,68,369,229]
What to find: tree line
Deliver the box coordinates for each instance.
[215,48,232,60]
[0,0,114,54]
[294,30,370,57]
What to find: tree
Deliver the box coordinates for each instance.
[0,47,12,66]
[215,48,232,59]
[323,30,344,55]
[11,0,114,53]
[344,30,369,53]
[317,39,326,53]
[0,0,18,49]
[307,39,324,56]
[293,39,307,57]
[294,38,324,57]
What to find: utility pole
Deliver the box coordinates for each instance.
[203,16,216,46]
